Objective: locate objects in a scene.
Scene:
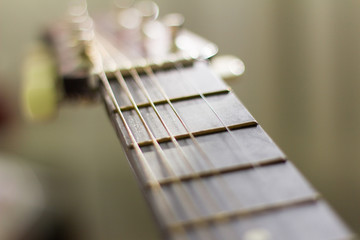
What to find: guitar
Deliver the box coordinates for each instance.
[23,1,355,239]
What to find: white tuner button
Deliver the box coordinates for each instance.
[211,55,245,81]
[162,13,185,51]
[134,1,159,21]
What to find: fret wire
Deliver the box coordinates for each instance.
[97,34,247,239]
[96,31,244,215]
[68,10,353,240]
[173,60,291,181]
[168,194,322,232]
[96,29,322,238]
[143,65,251,203]
[142,65,252,239]
[96,33,292,239]
[94,30,254,214]
[69,10,190,238]
[97,71,185,234]
[117,89,230,112]
[173,60,299,233]
[129,67,223,205]
[96,34,247,210]
[131,121,257,148]
[128,67,238,239]
[85,41,190,238]
[95,38,217,240]
[148,157,286,187]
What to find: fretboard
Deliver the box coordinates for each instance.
[101,61,353,240]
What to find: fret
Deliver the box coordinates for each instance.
[147,157,285,186]
[168,194,321,231]
[170,201,353,240]
[117,89,230,112]
[147,162,318,223]
[100,62,353,240]
[131,122,257,148]
[110,61,229,108]
[99,111,286,181]
[137,125,285,181]
[106,91,256,145]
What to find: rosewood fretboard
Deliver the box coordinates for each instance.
[101,61,353,240]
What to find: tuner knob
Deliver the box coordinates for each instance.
[68,0,88,17]
[134,1,159,21]
[117,7,142,29]
[210,55,245,81]
[114,0,134,9]
[162,13,185,52]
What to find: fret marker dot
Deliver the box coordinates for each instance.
[244,229,271,240]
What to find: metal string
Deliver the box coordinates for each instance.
[143,65,242,204]
[84,39,193,239]
[94,30,243,208]
[128,68,237,239]
[173,60,267,176]
[99,73,192,239]
[172,60,292,234]
[96,35,244,239]
[97,33,236,200]
[141,65,245,238]
[70,5,232,238]
[67,5,191,237]
[94,39,217,240]
[71,5,319,237]
[92,28,285,238]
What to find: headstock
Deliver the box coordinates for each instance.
[22,0,244,120]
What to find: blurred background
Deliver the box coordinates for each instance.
[0,0,359,239]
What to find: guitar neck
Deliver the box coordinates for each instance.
[101,61,353,240]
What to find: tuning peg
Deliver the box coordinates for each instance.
[114,0,134,9]
[162,13,185,52]
[162,13,185,30]
[210,55,245,81]
[117,7,142,29]
[68,0,88,17]
[134,1,159,21]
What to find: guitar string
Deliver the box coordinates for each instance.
[172,59,294,233]
[71,4,320,237]
[95,28,244,207]
[94,39,217,240]
[96,34,245,238]
[71,12,193,239]
[97,30,241,206]
[174,60,273,179]
[92,54,194,240]
[143,66,241,205]
[97,38,220,213]
[81,5,312,236]
[95,31,272,238]
[141,65,243,238]
[96,33,239,203]
[87,18,295,238]
[71,3,265,238]
[72,8,216,239]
